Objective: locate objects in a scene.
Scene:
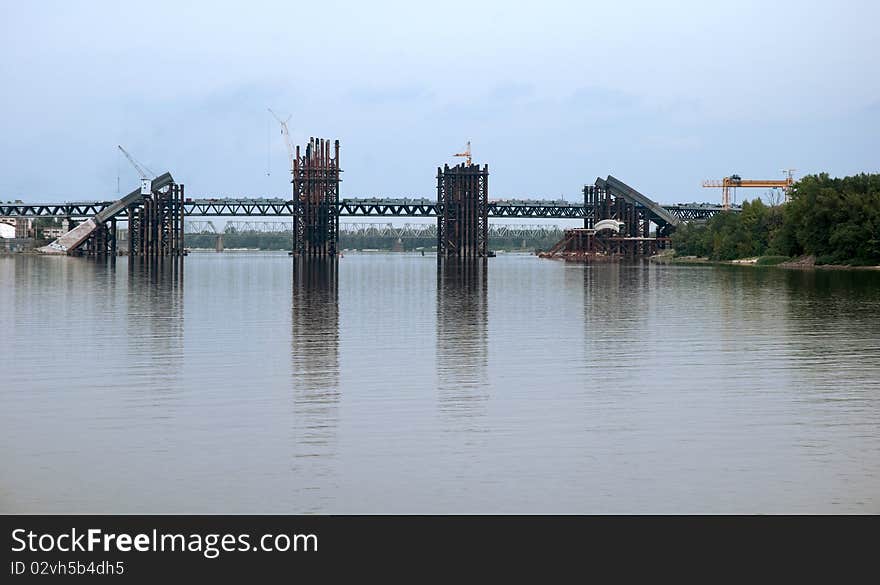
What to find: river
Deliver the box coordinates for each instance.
[1,252,878,513]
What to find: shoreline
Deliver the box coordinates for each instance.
[659,254,880,271]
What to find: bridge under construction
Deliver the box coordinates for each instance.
[0,138,734,260]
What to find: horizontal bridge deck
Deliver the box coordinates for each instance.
[1,198,731,221]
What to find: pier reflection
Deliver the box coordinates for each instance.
[436,260,489,420]
[290,258,340,504]
[124,258,185,403]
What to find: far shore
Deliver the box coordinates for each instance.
[658,253,880,271]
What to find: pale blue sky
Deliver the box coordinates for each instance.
[1,0,878,204]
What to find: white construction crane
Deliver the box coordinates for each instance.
[268,108,295,176]
[117,145,155,195]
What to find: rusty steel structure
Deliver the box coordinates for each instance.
[1,198,731,222]
[583,184,653,239]
[436,163,489,258]
[291,138,341,257]
[585,178,678,238]
[541,228,671,260]
[77,219,118,257]
[126,183,186,258]
[542,177,675,260]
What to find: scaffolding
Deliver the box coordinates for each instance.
[436,163,489,259]
[292,138,341,257]
[127,183,186,258]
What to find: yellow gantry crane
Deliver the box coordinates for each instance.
[703,169,796,209]
[454,141,472,166]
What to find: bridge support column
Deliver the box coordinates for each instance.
[291,138,341,257]
[583,185,600,229]
[128,183,186,259]
[436,163,489,259]
[109,217,117,256]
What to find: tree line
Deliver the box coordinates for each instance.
[184,232,563,252]
[672,173,880,265]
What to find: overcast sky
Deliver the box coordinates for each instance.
[1,0,878,205]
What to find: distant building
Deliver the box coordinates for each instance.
[15,219,31,239]
[41,227,64,239]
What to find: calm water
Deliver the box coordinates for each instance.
[1,252,879,513]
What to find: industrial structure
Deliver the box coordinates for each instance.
[436,163,490,258]
[540,176,675,260]
[36,173,185,258]
[1,139,745,263]
[1,197,729,222]
[453,141,472,166]
[268,108,295,179]
[126,177,186,258]
[291,138,341,257]
[31,146,186,259]
[702,170,795,209]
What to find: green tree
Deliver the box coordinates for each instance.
[672,172,880,265]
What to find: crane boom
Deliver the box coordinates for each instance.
[454,141,472,166]
[117,145,155,180]
[117,145,155,195]
[702,179,792,189]
[268,108,295,175]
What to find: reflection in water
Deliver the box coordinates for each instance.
[3,254,880,513]
[290,258,340,506]
[580,262,673,395]
[581,263,641,345]
[124,258,185,404]
[436,260,489,419]
[781,268,880,396]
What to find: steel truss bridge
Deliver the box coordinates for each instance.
[185,221,566,239]
[0,197,730,222]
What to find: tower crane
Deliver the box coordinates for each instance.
[454,141,472,166]
[268,108,295,177]
[117,145,155,195]
[702,170,795,210]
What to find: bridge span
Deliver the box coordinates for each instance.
[0,197,729,221]
[0,137,736,260]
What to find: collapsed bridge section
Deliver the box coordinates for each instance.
[589,175,679,237]
[543,175,674,260]
[39,173,184,258]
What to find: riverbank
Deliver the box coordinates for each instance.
[658,253,880,271]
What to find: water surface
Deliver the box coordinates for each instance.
[1,253,878,513]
